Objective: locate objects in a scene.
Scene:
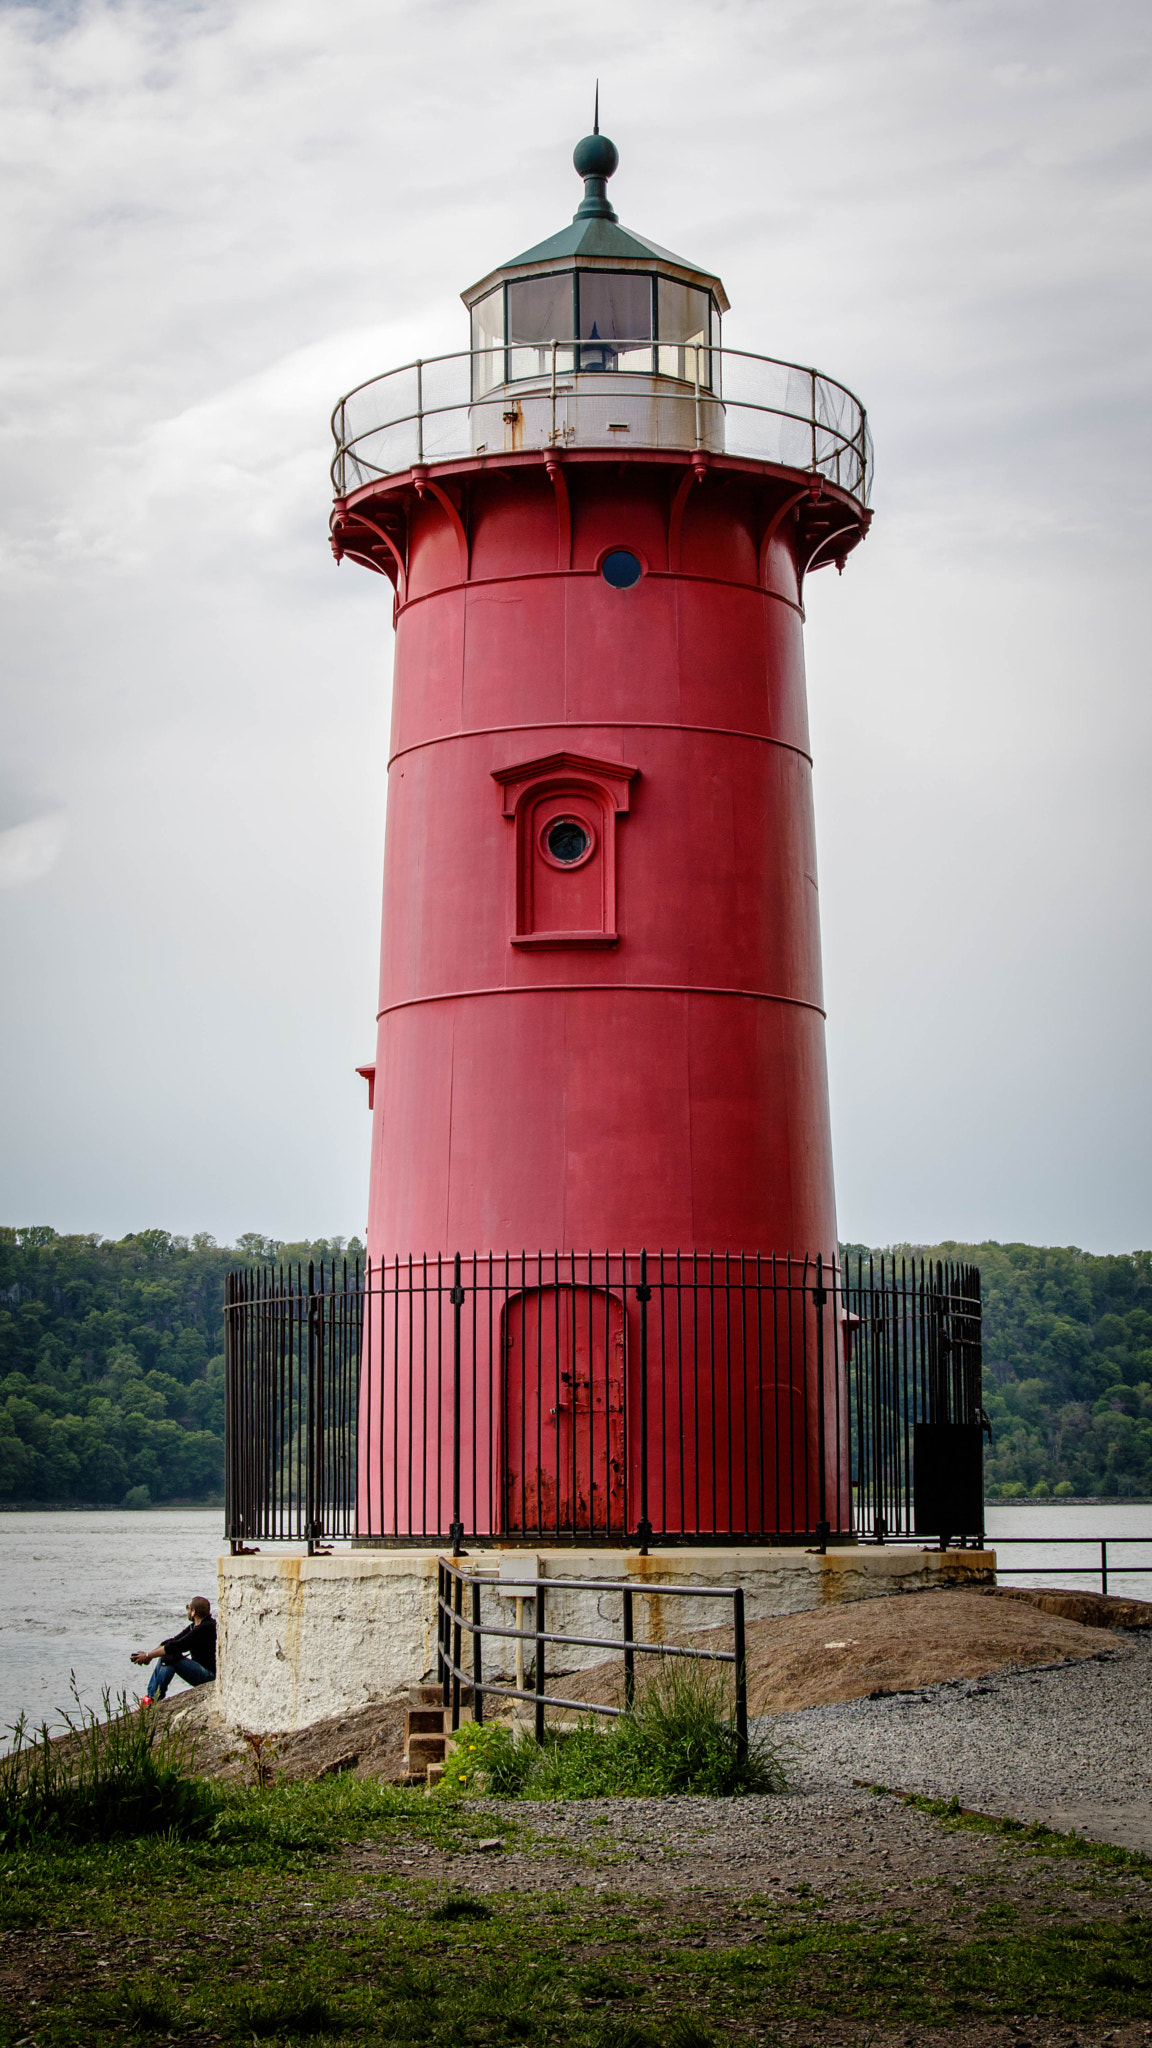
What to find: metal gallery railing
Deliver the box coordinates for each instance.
[331,342,872,505]
[436,1556,748,1751]
[224,1251,982,1553]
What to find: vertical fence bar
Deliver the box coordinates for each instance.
[224,1274,236,1547]
[534,1584,546,1745]
[636,1250,652,1554]
[733,1586,748,1767]
[416,359,424,464]
[813,1254,828,1550]
[449,1252,465,1554]
[623,1588,635,1712]
[306,1263,318,1555]
[1102,1541,1109,1596]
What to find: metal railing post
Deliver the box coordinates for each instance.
[449,1253,465,1554]
[436,1561,445,1690]
[810,369,818,476]
[733,1586,748,1767]
[441,1563,451,1710]
[550,339,557,445]
[693,345,703,449]
[813,1256,829,1552]
[534,1583,546,1744]
[451,1569,462,1731]
[1102,1540,1108,1596]
[623,1587,635,1712]
[416,359,424,465]
[472,1577,484,1725]
[636,1251,653,1554]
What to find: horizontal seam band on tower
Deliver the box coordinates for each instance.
[387,722,814,772]
[394,569,804,620]
[377,984,826,1020]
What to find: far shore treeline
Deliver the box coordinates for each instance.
[1,1228,1150,1507]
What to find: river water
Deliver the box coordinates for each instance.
[1,1509,225,1741]
[2,1503,1150,1743]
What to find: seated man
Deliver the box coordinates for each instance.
[132,1596,217,1704]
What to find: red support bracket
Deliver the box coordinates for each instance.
[413,468,470,583]
[545,453,572,571]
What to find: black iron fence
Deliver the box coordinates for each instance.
[436,1556,749,1750]
[225,1250,983,1551]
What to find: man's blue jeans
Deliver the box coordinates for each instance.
[145,1655,213,1700]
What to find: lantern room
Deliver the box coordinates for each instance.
[463,123,728,455]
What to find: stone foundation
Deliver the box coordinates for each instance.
[216,1544,995,1733]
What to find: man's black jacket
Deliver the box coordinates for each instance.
[161,1617,217,1673]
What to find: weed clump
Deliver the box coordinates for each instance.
[439,1658,788,1800]
[0,1686,215,1847]
[430,1895,493,1921]
[236,1986,337,2037]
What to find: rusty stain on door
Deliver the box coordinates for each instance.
[502,1286,625,1535]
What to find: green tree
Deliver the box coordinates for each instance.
[0,1226,361,1505]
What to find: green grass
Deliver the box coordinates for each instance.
[440,1658,788,1800]
[868,1784,1152,1878]
[2,1744,1152,2045]
[0,1684,215,1848]
[10,1859,1148,2047]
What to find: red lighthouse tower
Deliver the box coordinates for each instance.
[332,122,871,1547]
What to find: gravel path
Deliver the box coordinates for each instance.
[775,1633,1152,1852]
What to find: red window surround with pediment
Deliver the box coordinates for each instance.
[491,751,639,949]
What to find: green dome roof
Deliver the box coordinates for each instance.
[463,125,729,313]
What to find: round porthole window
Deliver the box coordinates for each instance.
[600,549,643,589]
[546,818,591,865]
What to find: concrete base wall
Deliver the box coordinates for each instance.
[216,1545,995,1733]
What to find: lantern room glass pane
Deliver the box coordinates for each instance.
[577,272,654,371]
[657,280,713,388]
[506,274,575,380]
[471,287,505,396]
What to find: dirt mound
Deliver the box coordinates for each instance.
[985,1584,1152,1630]
[532,1587,1126,1718]
[156,1685,410,1784]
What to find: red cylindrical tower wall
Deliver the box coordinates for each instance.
[365,450,839,1268]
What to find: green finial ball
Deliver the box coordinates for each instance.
[573,131,619,181]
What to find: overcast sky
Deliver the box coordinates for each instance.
[1,0,1149,1254]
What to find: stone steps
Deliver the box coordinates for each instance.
[405,1682,447,1780]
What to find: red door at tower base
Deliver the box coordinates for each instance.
[502,1286,626,1538]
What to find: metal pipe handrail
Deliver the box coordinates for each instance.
[329,340,866,430]
[335,390,861,470]
[988,1534,1151,1599]
[330,340,871,504]
[436,1556,748,1751]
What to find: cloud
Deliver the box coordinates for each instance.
[0,0,1148,1245]
[0,812,67,889]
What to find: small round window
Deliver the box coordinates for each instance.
[601,549,643,589]
[546,818,591,864]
